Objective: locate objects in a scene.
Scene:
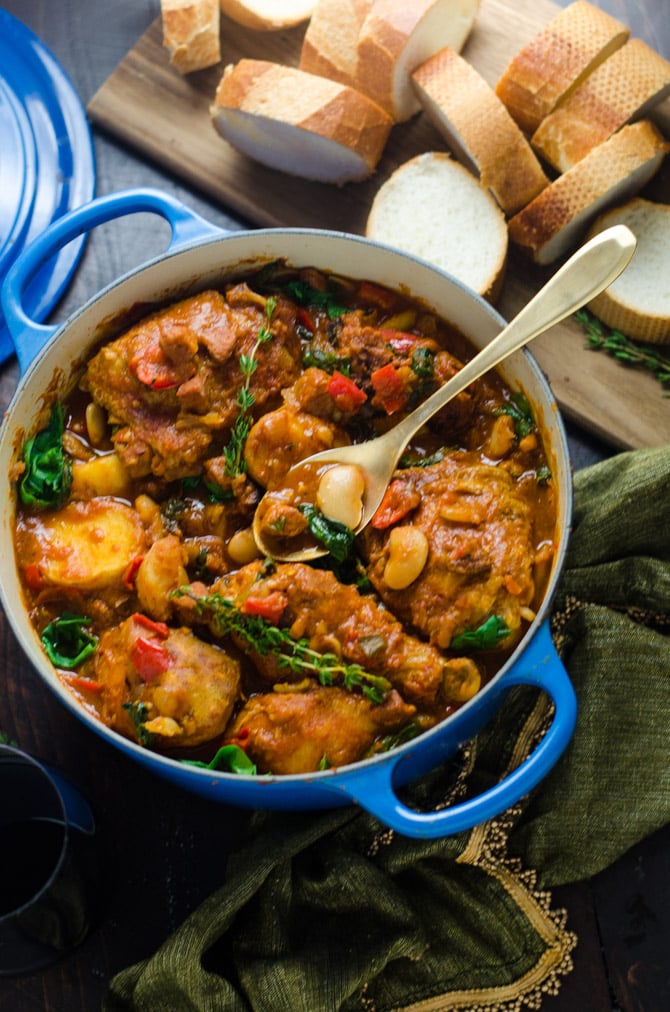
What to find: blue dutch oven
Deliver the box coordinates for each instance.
[0,189,577,838]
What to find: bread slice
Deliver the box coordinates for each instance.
[365,152,508,302]
[585,198,670,344]
[219,0,316,30]
[495,1,629,136]
[508,120,669,265]
[532,39,670,173]
[356,0,480,122]
[300,0,373,87]
[210,60,393,184]
[412,47,549,217]
[161,0,220,74]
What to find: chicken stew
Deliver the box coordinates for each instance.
[14,263,557,776]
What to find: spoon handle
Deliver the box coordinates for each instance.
[378,223,636,456]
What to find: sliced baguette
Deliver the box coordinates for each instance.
[210,60,393,184]
[495,1,629,136]
[356,0,480,122]
[219,0,316,30]
[299,0,373,87]
[532,39,670,173]
[586,198,670,344]
[412,47,549,217]
[508,120,669,265]
[161,0,221,74]
[365,152,508,302]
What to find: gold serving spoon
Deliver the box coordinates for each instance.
[253,224,636,561]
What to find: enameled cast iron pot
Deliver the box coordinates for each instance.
[0,189,577,838]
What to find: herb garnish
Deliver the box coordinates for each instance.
[451,615,510,651]
[174,588,391,704]
[181,743,257,775]
[493,392,535,439]
[223,297,277,478]
[398,448,445,469]
[298,503,355,562]
[576,309,670,391]
[20,403,72,509]
[41,613,97,669]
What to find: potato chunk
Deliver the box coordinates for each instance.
[18,498,146,590]
[70,452,132,500]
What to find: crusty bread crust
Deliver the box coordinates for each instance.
[509,121,670,265]
[356,0,479,122]
[211,60,393,183]
[495,0,629,136]
[532,39,670,173]
[412,47,549,216]
[586,198,670,344]
[365,151,508,303]
[219,0,316,31]
[300,0,373,87]
[161,0,220,74]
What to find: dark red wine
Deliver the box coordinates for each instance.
[0,818,64,915]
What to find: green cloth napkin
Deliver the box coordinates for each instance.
[105,445,670,1012]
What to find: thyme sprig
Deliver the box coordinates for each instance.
[576,309,670,392]
[174,588,391,704]
[223,296,277,478]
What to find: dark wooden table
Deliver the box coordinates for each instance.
[1,1,668,1009]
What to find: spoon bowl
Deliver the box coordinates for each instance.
[256,223,635,560]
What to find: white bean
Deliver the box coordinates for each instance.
[85,401,108,448]
[316,464,365,529]
[383,525,429,590]
[228,527,262,565]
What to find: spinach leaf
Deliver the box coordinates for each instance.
[280,280,347,319]
[20,403,72,509]
[122,701,156,747]
[301,346,352,375]
[410,346,435,379]
[181,744,257,775]
[493,392,535,439]
[298,503,355,562]
[451,615,510,651]
[41,612,98,669]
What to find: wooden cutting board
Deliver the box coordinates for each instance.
[88,0,670,450]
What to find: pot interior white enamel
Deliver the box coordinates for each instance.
[0,195,576,839]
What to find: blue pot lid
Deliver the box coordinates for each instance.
[0,10,96,364]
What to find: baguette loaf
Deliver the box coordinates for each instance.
[495,1,629,136]
[210,60,393,184]
[300,0,373,87]
[508,120,669,265]
[365,152,508,303]
[412,47,549,216]
[161,0,220,74]
[356,0,480,122]
[532,39,670,173]
[586,198,670,344]
[219,0,316,30]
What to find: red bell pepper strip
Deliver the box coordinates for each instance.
[129,342,181,390]
[380,330,417,354]
[327,371,367,412]
[64,674,103,695]
[24,563,44,592]
[131,636,171,682]
[242,591,288,624]
[131,613,169,639]
[357,281,396,311]
[123,556,144,590]
[371,479,418,529]
[296,306,316,332]
[370,363,408,415]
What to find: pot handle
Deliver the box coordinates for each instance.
[1,188,223,375]
[332,620,576,839]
